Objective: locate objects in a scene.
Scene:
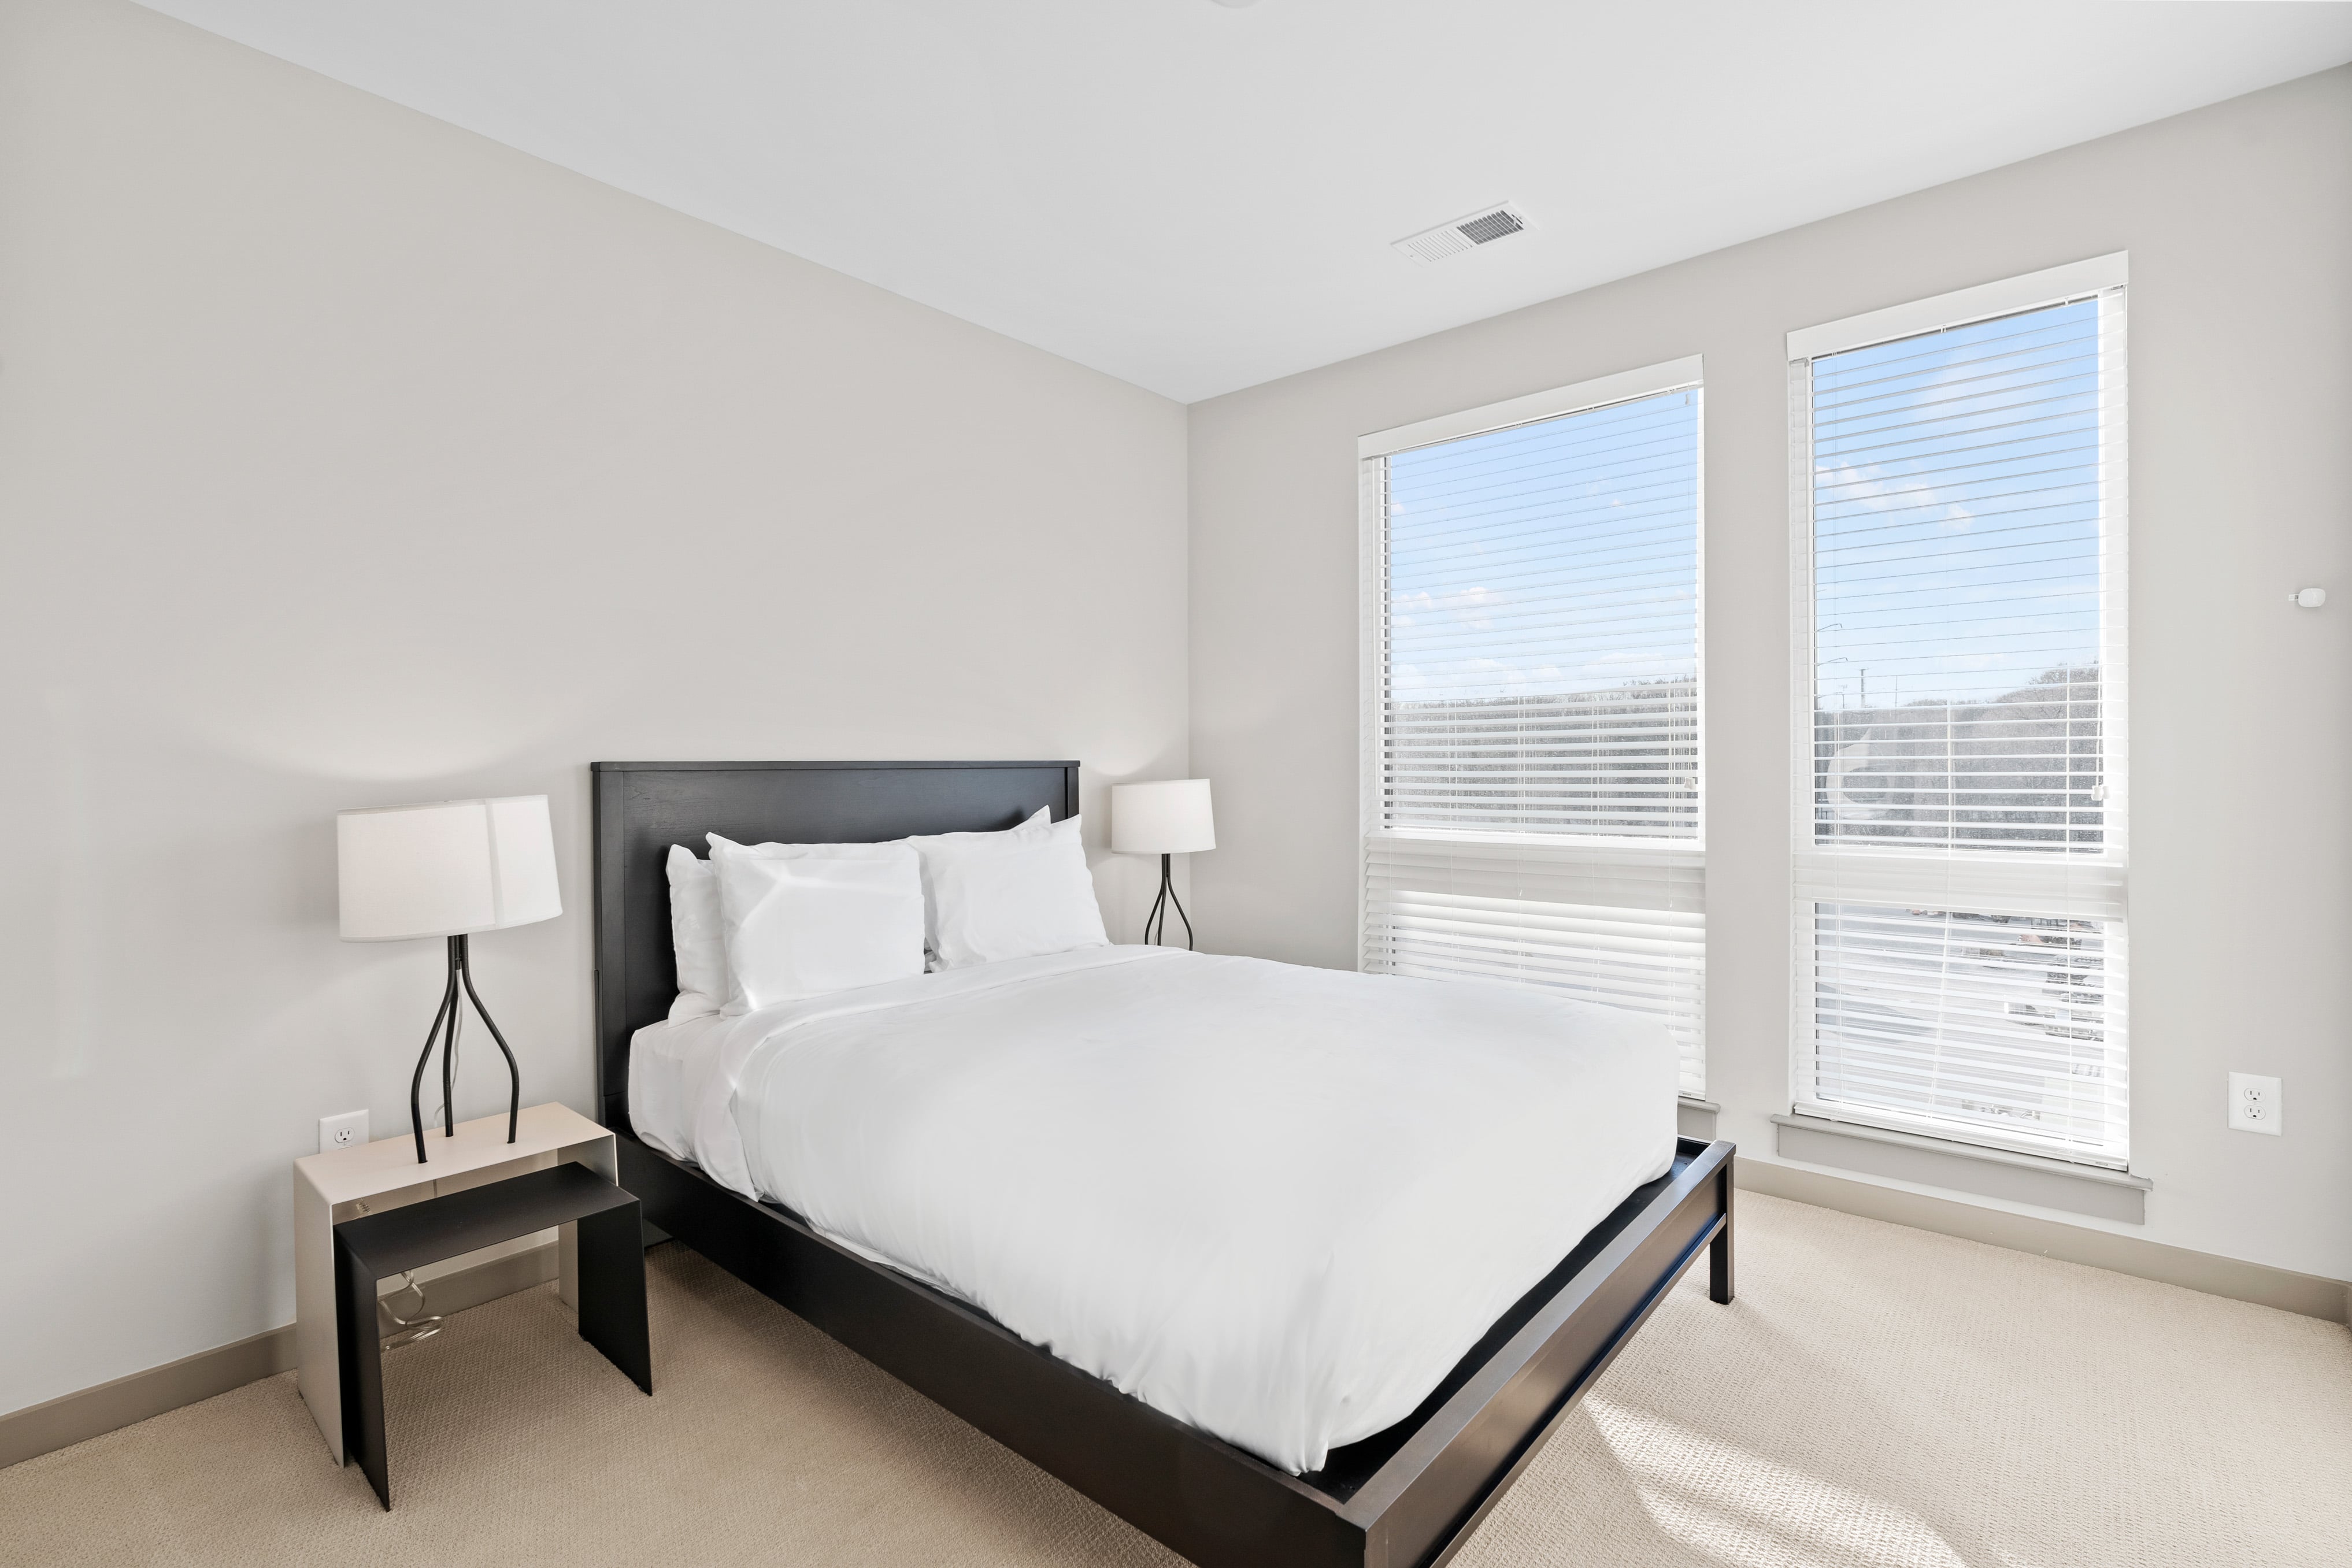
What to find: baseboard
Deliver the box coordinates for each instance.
[1739,1159,2352,1325]
[0,1240,558,1471]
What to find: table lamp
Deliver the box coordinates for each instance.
[336,796,561,1163]
[1110,779,1214,948]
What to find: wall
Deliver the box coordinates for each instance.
[1190,67,2352,1281]
[0,0,1188,1417]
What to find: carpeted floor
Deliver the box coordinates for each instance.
[3,1193,2347,1567]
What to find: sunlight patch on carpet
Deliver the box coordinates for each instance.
[1590,1398,1966,1568]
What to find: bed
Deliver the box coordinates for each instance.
[593,759,1734,1568]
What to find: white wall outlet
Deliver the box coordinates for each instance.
[2227,1073,2281,1136]
[319,1109,369,1153]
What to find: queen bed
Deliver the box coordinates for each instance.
[594,759,1734,1567]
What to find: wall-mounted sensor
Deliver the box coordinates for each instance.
[2291,587,2327,608]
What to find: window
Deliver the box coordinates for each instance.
[1360,358,1705,1095]
[1789,256,2129,1165]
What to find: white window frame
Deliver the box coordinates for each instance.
[1786,254,2131,1167]
[1358,355,1707,1089]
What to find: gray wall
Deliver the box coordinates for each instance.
[0,0,1188,1416]
[1189,67,2352,1281]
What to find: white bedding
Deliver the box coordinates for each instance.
[629,945,1676,1473]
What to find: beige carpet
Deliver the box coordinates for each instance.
[3,1193,2347,1567]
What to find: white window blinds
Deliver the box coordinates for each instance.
[1790,257,2129,1166]
[1362,359,1705,1094]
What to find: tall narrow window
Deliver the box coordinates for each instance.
[1361,359,1705,1094]
[1790,257,2128,1165]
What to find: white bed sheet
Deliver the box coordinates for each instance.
[628,944,1676,1473]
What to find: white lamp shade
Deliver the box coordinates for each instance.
[337,796,562,941]
[1111,779,1216,855]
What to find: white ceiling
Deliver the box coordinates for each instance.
[138,1,2352,402]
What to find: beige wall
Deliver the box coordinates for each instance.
[1189,68,2352,1281]
[0,0,1188,1416]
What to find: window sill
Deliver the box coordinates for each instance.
[1770,1112,2149,1224]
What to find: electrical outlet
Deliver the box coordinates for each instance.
[319,1109,369,1153]
[2227,1073,2281,1136]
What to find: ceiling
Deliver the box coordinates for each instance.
[136,1,2352,403]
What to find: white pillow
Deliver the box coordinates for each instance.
[706,836,926,1013]
[665,845,728,1020]
[906,810,1109,970]
[901,807,1048,965]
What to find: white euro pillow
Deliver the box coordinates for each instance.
[707,836,925,1013]
[665,845,728,1020]
[906,810,1109,970]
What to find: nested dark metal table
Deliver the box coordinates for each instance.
[333,1161,653,1508]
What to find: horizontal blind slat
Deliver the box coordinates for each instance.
[1365,838,1706,1095]
[1806,899,2128,1159]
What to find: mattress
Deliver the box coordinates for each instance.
[629,944,1677,1473]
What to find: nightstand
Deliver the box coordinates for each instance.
[292,1102,618,1466]
[335,1161,649,1507]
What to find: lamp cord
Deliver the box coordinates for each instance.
[380,1272,444,1350]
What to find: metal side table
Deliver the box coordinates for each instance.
[333,1161,652,1508]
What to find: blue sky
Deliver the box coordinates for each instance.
[1384,387,1698,705]
[1380,296,2110,716]
[1812,298,2106,713]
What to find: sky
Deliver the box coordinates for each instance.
[1380,294,2112,716]
[1811,296,2109,714]
[1384,386,1699,705]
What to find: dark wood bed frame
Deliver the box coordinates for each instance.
[592,759,1734,1568]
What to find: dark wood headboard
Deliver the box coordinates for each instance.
[588,759,1080,1132]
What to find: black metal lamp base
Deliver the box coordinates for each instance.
[409,933,520,1164]
[1140,852,1193,949]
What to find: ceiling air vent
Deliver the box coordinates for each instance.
[1392,203,1532,264]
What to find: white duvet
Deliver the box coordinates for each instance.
[629,945,1675,1473]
